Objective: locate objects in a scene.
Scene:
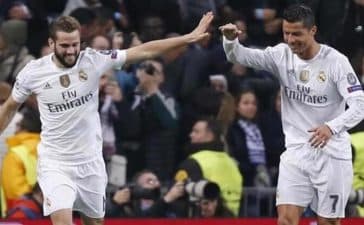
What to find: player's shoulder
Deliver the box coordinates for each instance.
[83,47,97,56]
[83,47,120,56]
[17,54,52,80]
[320,44,348,62]
[23,54,51,71]
[263,43,291,61]
[81,47,116,60]
[275,42,289,50]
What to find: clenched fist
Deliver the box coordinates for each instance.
[219,23,242,41]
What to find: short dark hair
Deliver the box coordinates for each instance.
[69,7,96,25]
[49,16,81,40]
[235,87,257,104]
[20,109,41,133]
[200,118,223,141]
[283,4,315,29]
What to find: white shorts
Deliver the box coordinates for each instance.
[37,157,108,218]
[276,144,353,218]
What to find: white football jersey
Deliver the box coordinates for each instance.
[223,37,364,159]
[12,48,126,164]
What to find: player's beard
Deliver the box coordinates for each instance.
[54,49,80,68]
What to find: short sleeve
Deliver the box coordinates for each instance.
[11,69,32,103]
[87,48,127,75]
[334,56,363,100]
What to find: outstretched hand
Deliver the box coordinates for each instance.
[219,23,242,40]
[187,11,214,43]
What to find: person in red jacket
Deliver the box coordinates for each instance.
[6,182,43,219]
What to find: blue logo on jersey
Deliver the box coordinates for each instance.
[347,85,363,93]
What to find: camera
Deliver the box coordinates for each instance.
[348,189,364,206]
[125,183,161,200]
[138,62,156,75]
[185,180,220,199]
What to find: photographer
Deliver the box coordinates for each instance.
[175,118,243,217]
[106,170,185,218]
[117,58,180,180]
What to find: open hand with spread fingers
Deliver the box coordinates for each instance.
[187,11,214,43]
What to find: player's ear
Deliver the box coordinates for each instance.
[310,25,317,37]
[48,38,54,48]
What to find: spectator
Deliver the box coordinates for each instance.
[124,0,182,33]
[91,31,120,163]
[0,82,23,168]
[175,118,242,216]
[138,15,166,43]
[226,88,271,188]
[195,195,234,218]
[335,0,364,59]
[62,0,101,16]
[112,31,141,99]
[258,88,285,186]
[69,7,98,49]
[93,6,118,37]
[178,0,228,33]
[1,109,41,212]
[6,182,43,219]
[209,74,228,93]
[0,81,23,218]
[125,59,180,181]
[90,34,111,51]
[98,70,122,162]
[179,87,224,155]
[0,19,34,84]
[5,1,32,20]
[106,169,184,218]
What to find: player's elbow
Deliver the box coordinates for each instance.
[349,95,364,115]
[225,52,238,64]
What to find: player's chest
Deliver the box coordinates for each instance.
[284,64,331,95]
[35,68,98,103]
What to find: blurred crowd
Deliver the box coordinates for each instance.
[1,0,364,220]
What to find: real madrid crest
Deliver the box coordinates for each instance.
[317,71,326,82]
[59,74,70,88]
[79,69,88,82]
[299,70,309,83]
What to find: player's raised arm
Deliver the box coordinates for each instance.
[219,23,278,74]
[125,12,214,64]
[0,96,22,135]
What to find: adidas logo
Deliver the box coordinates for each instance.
[43,82,52,89]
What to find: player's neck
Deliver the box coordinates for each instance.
[299,41,320,60]
[51,55,69,69]
[51,55,63,68]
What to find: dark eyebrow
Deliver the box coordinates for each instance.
[59,42,79,47]
[59,43,70,47]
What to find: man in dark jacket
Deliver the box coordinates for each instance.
[106,169,184,218]
[119,59,179,181]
